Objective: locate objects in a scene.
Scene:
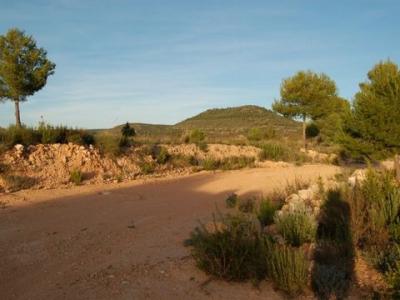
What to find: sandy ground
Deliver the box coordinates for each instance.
[0,164,341,300]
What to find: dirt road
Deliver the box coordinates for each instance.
[0,164,339,300]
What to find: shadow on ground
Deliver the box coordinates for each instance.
[312,189,355,299]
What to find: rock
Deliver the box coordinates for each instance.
[14,144,24,152]
[298,189,313,200]
[348,169,367,186]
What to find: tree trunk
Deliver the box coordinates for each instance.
[15,100,21,128]
[302,115,307,150]
[395,155,400,183]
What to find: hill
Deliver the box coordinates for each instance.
[100,105,301,144]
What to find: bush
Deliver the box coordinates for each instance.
[306,122,320,138]
[140,161,156,174]
[189,129,205,144]
[347,169,400,249]
[201,158,220,170]
[69,169,83,185]
[0,125,40,147]
[274,203,317,247]
[0,123,95,149]
[156,147,170,164]
[225,193,238,208]
[1,174,36,191]
[95,135,122,157]
[220,156,255,170]
[121,122,136,137]
[265,240,309,295]
[258,142,290,161]
[170,154,198,168]
[247,128,263,141]
[188,213,266,281]
[257,198,278,226]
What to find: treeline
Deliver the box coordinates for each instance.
[273,60,400,160]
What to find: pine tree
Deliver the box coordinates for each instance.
[0,28,55,127]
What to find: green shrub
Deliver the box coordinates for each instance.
[247,128,263,141]
[274,204,317,247]
[95,135,122,157]
[170,154,198,168]
[1,125,40,147]
[1,174,36,191]
[201,158,220,170]
[0,123,94,148]
[306,122,320,138]
[69,169,83,185]
[188,213,266,281]
[189,129,206,144]
[118,136,131,148]
[225,193,238,208]
[140,161,156,174]
[257,198,278,226]
[258,142,290,161]
[265,240,309,295]
[156,147,170,164]
[197,141,208,152]
[220,156,255,170]
[121,122,136,137]
[347,169,400,249]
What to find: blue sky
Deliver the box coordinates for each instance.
[0,0,399,128]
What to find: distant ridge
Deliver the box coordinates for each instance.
[104,105,301,143]
[176,105,299,130]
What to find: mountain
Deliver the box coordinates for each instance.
[101,105,301,143]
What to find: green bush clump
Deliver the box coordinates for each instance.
[140,161,156,174]
[247,128,264,141]
[220,156,255,170]
[189,129,206,144]
[1,174,36,192]
[188,213,266,281]
[306,122,320,138]
[69,169,83,185]
[258,142,290,161]
[257,198,278,226]
[274,204,317,247]
[225,193,238,208]
[156,147,170,164]
[0,123,95,149]
[201,158,220,170]
[265,240,309,295]
[95,135,122,157]
[347,169,400,249]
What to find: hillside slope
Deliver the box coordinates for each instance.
[102,105,301,143]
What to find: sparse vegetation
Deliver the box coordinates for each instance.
[1,173,36,191]
[225,193,238,208]
[188,213,266,281]
[69,168,83,185]
[265,241,309,295]
[0,123,95,149]
[139,161,156,174]
[257,198,278,226]
[274,204,317,247]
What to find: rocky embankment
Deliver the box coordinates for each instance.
[0,143,336,193]
[0,143,263,192]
